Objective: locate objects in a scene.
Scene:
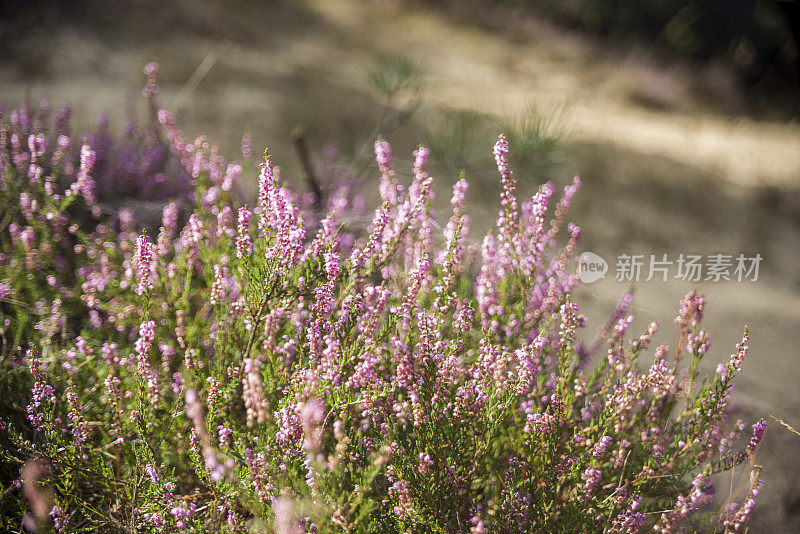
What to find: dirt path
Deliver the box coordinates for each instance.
[306,0,800,186]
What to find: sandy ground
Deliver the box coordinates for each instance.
[2,0,799,529]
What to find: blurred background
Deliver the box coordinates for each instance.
[1,0,799,530]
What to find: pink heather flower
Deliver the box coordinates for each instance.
[259,170,306,272]
[656,473,714,532]
[217,425,233,448]
[524,181,555,249]
[236,207,253,257]
[470,517,488,534]
[157,202,179,255]
[217,205,233,238]
[18,225,34,247]
[610,495,645,532]
[399,252,430,335]
[145,463,161,485]
[142,62,159,97]
[241,133,253,159]
[133,321,161,407]
[437,178,471,272]
[515,336,545,396]
[312,251,340,329]
[261,306,286,351]
[223,162,241,192]
[301,399,325,453]
[7,222,20,245]
[183,348,198,373]
[375,139,393,176]
[559,300,583,351]
[257,155,273,233]
[350,203,390,273]
[413,145,429,177]
[210,265,224,306]
[388,475,415,520]
[745,419,767,457]
[0,114,769,530]
[451,178,468,208]
[418,452,434,475]
[186,213,204,247]
[580,466,602,497]
[724,476,763,532]
[606,315,634,367]
[375,139,399,204]
[19,226,37,268]
[26,356,56,431]
[104,374,125,438]
[49,134,70,166]
[728,329,751,374]
[592,435,612,459]
[184,389,203,426]
[169,502,197,528]
[524,410,556,434]
[686,328,710,357]
[157,109,192,167]
[547,177,581,241]
[19,193,35,219]
[118,207,135,233]
[391,146,434,246]
[275,403,303,454]
[133,234,155,296]
[184,389,230,482]
[27,133,46,163]
[49,505,67,533]
[226,508,242,531]
[206,377,222,416]
[647,354,676,397]
[134,320,155,368]
[242,358,267,426]
[246,451,275,504]
[65,386,89,444]
[323,251,340,280]
[73,142,97,208]
[631,321,659,351]
[493,134,518,242]
[676,289,706,329]
[172,372,183,396]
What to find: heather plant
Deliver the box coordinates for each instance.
[0,63,192,357]
[0,70,766,533]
